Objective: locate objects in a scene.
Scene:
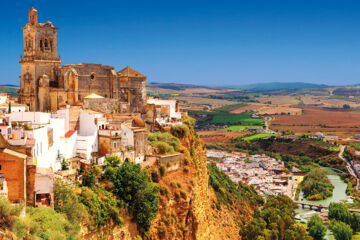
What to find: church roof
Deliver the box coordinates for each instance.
[118,67,146,78]
[84,93,104,99]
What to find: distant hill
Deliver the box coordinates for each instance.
[0,84,19,87]
[230,82,331,91]
[148,82,333,91]
[148,83,219,91]
[0,86,19,96]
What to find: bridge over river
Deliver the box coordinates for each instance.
[295,201,360,213]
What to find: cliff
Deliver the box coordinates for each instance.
[146,120,261,240]
[0,119,261,240]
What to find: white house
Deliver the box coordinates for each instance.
[147,98,182,125]
[76,112,104,159]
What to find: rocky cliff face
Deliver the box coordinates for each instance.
[146,125,256,240]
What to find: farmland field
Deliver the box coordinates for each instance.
[198,130,249,143]
[271,108,360,136]
[211,114,263,125]
[258,95,300,105]
[222,125,263,131]
[242,133,278,141]
[350,142,360,150]
[229,103,302,115]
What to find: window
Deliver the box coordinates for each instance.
[44,39,48,48]
[40,40,42,48]
[0,165,2,170]
[113,142,117,149]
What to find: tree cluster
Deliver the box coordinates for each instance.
[328,202,360,239]
[307,215,326,240]
[105,162,160,233]
[300,168,334,201]
[240,195,312,240]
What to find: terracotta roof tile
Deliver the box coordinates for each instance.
[65,130,76,138]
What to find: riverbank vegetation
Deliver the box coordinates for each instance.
[299,168,334,201]
[240,195,312,240]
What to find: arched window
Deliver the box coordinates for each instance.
[40,40,43,48]
[44,39,48,48]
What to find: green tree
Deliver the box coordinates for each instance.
[54,180,87,229]
[240,195,311,240]
[105,155,121,167]
[328,202,351,225]
[240,218,266,240]
[79,187,123,228]
[331,220,352,240]
[107,162,159,233]
[308,215,326,240]
[61,158,69,171]
[328,202,360,233]
[285,223,312,240]
[82,171,96,188]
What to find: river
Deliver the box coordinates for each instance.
[296,174,351,239]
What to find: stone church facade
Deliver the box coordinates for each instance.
[19,8,147,113]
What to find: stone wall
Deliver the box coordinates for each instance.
[157,153,183,171]
[83,98,120,113]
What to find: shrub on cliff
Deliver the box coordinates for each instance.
[79,186,123,228]
[26,206,77,240]
[155,141,174,155]
[148,131,180,153]
[183,116,196,128]
[54,180,87,230]
[106,162,160,233]
[170,124,190,138]
[151,168,160,182]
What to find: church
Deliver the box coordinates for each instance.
[19,8,147,113]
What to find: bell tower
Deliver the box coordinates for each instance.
[19,7,61,111]
[28,7,38,25]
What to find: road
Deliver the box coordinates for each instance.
[264,116,276,133]
[339,145,360,191]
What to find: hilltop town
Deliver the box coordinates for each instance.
[4,5,360,240]
[1,8,184,215]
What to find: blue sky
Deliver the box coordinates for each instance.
[1,0,360,86]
